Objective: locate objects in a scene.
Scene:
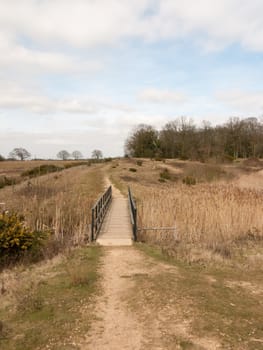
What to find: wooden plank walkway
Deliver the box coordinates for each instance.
[96,182,133,246]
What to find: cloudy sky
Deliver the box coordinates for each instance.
[1,0,263,158]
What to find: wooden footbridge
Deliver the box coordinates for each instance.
[91,181,137,246]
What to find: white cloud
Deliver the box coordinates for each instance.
[216,90,263,114]
[139,88,187,104]
[0,83,97,114]
[1,0,263,51]
[0,82,136,115]
[0,33,102,74]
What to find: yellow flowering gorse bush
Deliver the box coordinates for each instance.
[0,212,48,257]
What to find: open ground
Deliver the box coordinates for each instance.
[0,158,263,349]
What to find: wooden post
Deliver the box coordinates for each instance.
[91,208,94,241]
[134,206,137,241]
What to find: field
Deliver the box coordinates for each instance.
[0,158,263,349]
[109,158,263,264]
[0,161,105,265]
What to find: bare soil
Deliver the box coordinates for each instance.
[81,247,221,350]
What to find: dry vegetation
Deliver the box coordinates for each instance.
[0,161,105,266]
[110,158,263,264]
[109,158,263,348]
[1,157,262,349]
[0,246,102,349]
[0,160,75,180]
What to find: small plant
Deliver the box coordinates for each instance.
[159,168,171,180]
[129,168,137,172]
[136,160,143,166]
[182,176,196,185]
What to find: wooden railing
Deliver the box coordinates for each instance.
[128,187,137,241]
[91,186,112,241]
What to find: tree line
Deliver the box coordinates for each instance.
[0,148,103,161]
[125,117,263,161]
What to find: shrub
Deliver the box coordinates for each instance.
[64,161,88,169]
[0,212,49,264]
[104,157,113,162]
[182,176,196,185]
[0,176,16,189]
[217,154,234,163]
[159,168,171,180]
[21,164,63,178]
[136,160,143,166]
[129,168,137,172]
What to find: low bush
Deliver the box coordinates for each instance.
[159,168,171,180]
[182,176,196,185]
[0,212,49,267]
[0,176,16,189]
[21,164,63,178]
[129,168,137,172]
[64,161,88,169]
[136,160,143,166]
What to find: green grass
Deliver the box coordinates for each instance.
[134,243,263,349]
[0,246,103,350]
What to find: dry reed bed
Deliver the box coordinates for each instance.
[132,183,263,246]
[0,165,104,245]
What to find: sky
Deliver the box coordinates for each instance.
[1,0,263,158]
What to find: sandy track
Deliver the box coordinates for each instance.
[81,246,220,350]
[82,247,147,350]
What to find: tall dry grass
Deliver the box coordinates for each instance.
[0,165,104,247]
[133,183,263,247]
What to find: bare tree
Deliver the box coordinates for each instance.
[92,149,103,160]
[72,150,83,160]
[9,148,31,161]
[57,150,70,160]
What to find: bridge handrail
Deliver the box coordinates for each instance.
[91,186,112,241]
[128,187,137,241]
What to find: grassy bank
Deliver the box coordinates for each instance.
[0,246,103,350]
[133,243,263,349]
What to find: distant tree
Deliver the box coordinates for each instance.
[92,149,103,160]
[0,154,5,161]
[72,150,83,160]
[9,148,31,161]
[57,150,70,160]
[125,117,263,161]
[125,124,160,158]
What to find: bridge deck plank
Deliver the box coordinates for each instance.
[96,183,133,246]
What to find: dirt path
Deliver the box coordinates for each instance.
[82,247,147,349]
[81,246,221,350]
